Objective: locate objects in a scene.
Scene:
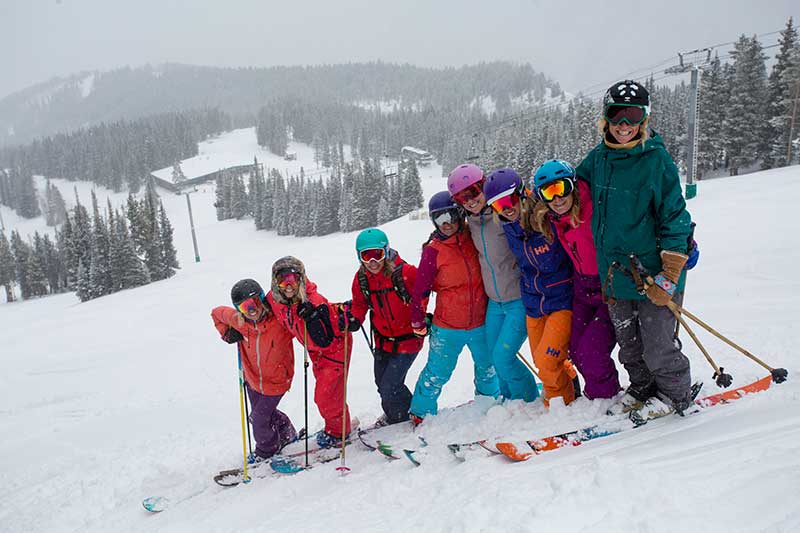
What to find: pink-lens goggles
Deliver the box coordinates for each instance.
[236,296,262,314]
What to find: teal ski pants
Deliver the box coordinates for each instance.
[484,298,539,402]
[410,324,500,417]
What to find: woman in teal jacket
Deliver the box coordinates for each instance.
[576,80,694,415]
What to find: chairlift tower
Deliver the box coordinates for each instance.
[665,48,712,200]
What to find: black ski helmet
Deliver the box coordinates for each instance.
[604,80,650,109]
[231,278,265,306]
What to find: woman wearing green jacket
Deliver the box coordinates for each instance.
[576,80,695,415]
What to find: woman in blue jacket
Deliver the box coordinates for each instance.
[484,168,576,406]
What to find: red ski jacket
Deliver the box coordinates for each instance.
[267,280,352,364]
[411,228,487,331]
[211,306,294,396]
[349,253,424,355]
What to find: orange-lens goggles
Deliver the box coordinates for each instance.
[277,272,300,289]
[236,296,262,314]
[359,248,386,263]
[452,182,484,205]
[489,193,519,213]
[538,179,574,202]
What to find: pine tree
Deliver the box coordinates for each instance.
[272,174,289,236]
[229,175,248,219]
[13,167,41,219]
[27,233,49,297]
[0,231,16,302]
[158,202,179,279]
[698,55,727,176]
[171,160,187,183]
[10,230,31,299]
[723,35,768,175]
[399,159,423,215]
[44,180,68,226]
[766,17,799,168]
[88,191,113,297]
[110,208,150,290]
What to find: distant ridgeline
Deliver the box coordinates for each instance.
[0,62,559,147]
[0,108,230,198]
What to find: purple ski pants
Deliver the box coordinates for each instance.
[245,384,297,459]
[570,273,621,399]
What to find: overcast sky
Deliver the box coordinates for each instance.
[2,0,799,100]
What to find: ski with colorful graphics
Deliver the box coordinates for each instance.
[494,375,773,462]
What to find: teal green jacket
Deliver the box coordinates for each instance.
[576,132,692,300]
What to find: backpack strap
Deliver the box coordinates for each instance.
[390,261,411,305]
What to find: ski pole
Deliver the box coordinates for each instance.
[359,324,374,356]
[667,300,788,384]
[240,345,254,462]
[515,351,541,380]
[303,326,310,468]
[337,330,351,475]
[236,343,251,483]
[666,303,733,388]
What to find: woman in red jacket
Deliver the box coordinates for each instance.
[349,228,423,426]
[211,279,297,461]
[408,192,500,424]
[266,256,354,448]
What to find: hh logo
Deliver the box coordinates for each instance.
[533,244,550,255]
[546,347,560,357]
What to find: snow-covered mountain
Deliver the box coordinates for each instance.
[1,132,798,532]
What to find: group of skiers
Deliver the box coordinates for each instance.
[211,80,701,460]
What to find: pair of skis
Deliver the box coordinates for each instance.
[370,375,772,466]
[493,375,772,461]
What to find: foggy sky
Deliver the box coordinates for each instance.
[2,0,799,100]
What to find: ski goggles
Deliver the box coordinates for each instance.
[359,248,386,263]
[604,104,647,125]
[277,272,301,290]
[489,192,520,214]
[451,182,484,205]
[431,207,461,227]
[537,178,575,202]
[236,296,262,315]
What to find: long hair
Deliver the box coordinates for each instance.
[523,190,582,243]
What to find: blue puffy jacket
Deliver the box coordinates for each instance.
[502,220,574,318]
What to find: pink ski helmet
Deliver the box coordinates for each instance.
[447,164,485,196]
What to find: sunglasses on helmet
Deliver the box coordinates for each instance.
[452,182,484,205]
[359,248,386,263]
[538,178,575,202]
[604,104,647,126]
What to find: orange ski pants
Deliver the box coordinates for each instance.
[526,310,574,406]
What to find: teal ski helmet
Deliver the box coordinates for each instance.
[355,228,389,253]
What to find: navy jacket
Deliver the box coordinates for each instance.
[502,220,573,318]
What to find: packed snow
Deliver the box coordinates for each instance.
[1,129,799,533]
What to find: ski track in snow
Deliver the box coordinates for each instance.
[1,128,799,533]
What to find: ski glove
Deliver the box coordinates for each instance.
[412,313,433,338]
[685,239,699,270]
[336,301,361,332]
[297,302,335,348]
[646,250,688,306]
[296,301,316,320]
[222,327,244,344]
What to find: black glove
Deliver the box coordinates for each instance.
[222,327,244,344]
[296,301,315,320]
[337,301,361,332]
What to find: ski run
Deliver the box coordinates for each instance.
[1,131,799,532]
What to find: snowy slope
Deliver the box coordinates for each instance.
[1,138,799,532]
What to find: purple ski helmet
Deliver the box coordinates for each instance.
[484,168,523,207]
